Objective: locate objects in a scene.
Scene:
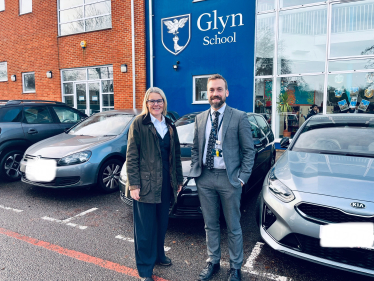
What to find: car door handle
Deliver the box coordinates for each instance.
[28,128,38,134]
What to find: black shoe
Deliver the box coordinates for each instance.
[140,278,153,281]
[227,268,241,281]
[158,256,172,266]
[198,262,220,281]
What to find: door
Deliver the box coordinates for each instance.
[75,83,87,115]
[75,82,101,115]
[22,106,61,144]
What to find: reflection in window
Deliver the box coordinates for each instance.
[88,66,113,80]
[329,58,374,72]
[257,0,275,13]
[62,69,86,82]
[276,75,324,138]
[327,72,374,114]
[64,96,74,107]
[280,0,323,8]
[24,107,53,124]
[330,0,374,58]
[256,14,275,76]
[194,75,210,103]
[58,0,111,36]
[22,72,35,93]
[255,78,272,127]
[0,62,7,82]
[278,6,327,75]
[0,0,4,11]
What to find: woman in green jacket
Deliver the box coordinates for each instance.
[126,87,183,281]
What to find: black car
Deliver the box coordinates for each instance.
[0,100,87,181]
[120,111,276,218]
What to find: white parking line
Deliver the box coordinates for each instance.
[115,235,171,252]
[0,204,23,213]
[41,208,98,230]
[220,242,291,281]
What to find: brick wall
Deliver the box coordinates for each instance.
[0,0,146,109]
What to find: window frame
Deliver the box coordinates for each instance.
[192,74,213,104]
[19,0,32,15]
[0,62,7,82]
[22,72,36,93]
[57,0,112,36]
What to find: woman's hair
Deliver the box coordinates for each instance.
[141,87,168,116]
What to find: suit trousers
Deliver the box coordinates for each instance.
[196,167,243,269]
[132,167,171,278]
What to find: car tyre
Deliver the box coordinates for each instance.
[97,159,123,193]
[0,149,24,182]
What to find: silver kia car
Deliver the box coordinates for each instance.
[256,114,374,277]
[19,110,141,192]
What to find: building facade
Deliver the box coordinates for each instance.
[0,0,146,114]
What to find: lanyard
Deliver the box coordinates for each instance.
[209,111,224,141]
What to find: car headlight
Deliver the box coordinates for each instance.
[57,151,92,166]
[267,169,295,203]
[183,177,196,186]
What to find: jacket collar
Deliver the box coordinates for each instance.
[142,112,174,126]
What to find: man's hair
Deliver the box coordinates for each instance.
[207,74,228,90]
[310,104,318,109]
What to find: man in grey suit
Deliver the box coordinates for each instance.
[189,74,255,281]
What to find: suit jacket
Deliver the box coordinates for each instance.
[189,105,255,188]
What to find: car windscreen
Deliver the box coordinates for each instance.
[69,114,133,136]
[292,126,374,156]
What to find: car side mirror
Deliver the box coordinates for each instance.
[254,139,262,148]
[280,137,290,148]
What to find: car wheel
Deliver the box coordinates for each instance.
[0,150,24,182]
[97,159,123,193]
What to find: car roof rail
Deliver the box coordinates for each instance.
[5,100,65,106]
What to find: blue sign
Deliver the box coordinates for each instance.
[161,14,191,55]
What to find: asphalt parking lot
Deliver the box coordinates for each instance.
[0,151,372,281]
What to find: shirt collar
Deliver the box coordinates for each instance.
[210,103,226,116]
[150,113,165,124]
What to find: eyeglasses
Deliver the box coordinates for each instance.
[147,99,164,105]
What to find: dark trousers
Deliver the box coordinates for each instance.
[133,168,171,278]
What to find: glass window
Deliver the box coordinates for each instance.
[63,96,74,107]
[248,115,265,139]
[276,75,324,138]
[52,106,82,123]
[257,0,275,13]
[255,13,275,76]
[278,5,327,75]
[102,94,114,107]
[88,66,113,80]
[58,0,112,36]
[23,106,53,124]
[280,0,324,8]
[0,62,7,82]
[102,80,113,93]
[0,107,23,122]
[329,59,374,72]
[255,115,270,135]
[330,0,374,58]
[0,0,4,11]
[20,0,32,14]
[194,75,210,103]
[62,69,86,81]
[255,78,272,128]
[63,83,73,95]
[22,72,35,93]
[327,72,374,114]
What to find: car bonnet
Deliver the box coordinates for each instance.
[274,150,374,202]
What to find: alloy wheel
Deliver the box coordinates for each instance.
[102,163,121,190]
[4,153,22,179]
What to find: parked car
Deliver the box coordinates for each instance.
[256,114,374,277]
[0,100,87,181]
[19,109,178,192]
[120,111,276,218]
[166,111,180,122]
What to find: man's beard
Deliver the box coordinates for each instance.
[209,96,225,109]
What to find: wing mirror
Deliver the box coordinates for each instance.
[280,137,290,148]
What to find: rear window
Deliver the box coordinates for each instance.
[0,107,23,122]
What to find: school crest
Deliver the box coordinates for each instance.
[161,14,191,55]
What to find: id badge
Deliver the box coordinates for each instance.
[211,148,223,157]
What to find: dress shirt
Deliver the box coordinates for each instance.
[203,103,226,169]
[150,113,168,139]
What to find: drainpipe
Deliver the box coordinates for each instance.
[131,0,136,109]
[149,0,153,87]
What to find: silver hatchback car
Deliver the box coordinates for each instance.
[257,114,374,277]
[19,110,140,192]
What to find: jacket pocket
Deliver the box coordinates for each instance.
[139,171,151,196]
